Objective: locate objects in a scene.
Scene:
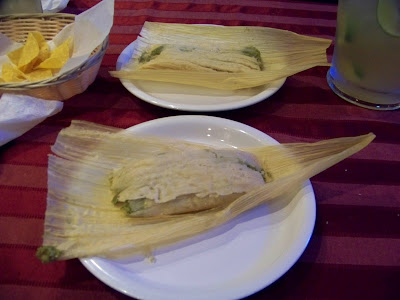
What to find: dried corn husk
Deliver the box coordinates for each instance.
[37,120,374,262]
[110,22,332,90]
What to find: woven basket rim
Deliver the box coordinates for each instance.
[0,13,108,89]
[0,13,76,20]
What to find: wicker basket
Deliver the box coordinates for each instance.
[0,13,108,101]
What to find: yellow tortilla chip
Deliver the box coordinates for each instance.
[30,31,46,44]
[1,63,27,82]
[1,32,73,83]
[7,46,23,66]
[25,69,53,82]
[37,41,51,63]
[7,32,48,70]
[18,32,41,72]
[38,37,73,69]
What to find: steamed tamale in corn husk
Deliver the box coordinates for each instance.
[111,148,270,217]
[36,121,374,263]
[110,22,332,90]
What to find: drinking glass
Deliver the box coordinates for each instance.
[327,0,400,110]
[0,0,43,14]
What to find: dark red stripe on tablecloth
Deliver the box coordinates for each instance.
[252,262,400,299]
[66,0,337,14]
[241,117,399,144]
[312,182,400,207]
[101,53,127,66]
[113,16,334,32]
[107,21,335,36]
[50,73,398,125]
[0,243,38,250]
[301,235,400,266]
[314,204,400,238]
[0,249,106,290]
[0,142,51,165]
[110,1,337,18]
[57,105,397,144]
[114,9,332,21]
[33,102,399,144]
[111,2,337,20]
[39,78,395,139]
[312,159,400,185]
[0,248,117,293]
[71,0,337,9]
[0,185,46,192]
[0,188,46,218]
[0,165,47,190]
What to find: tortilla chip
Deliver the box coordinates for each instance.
[18,32,41,72]
[30,31,46,44]
[1,62,27,82]
[7,46,23,66]
[38,37,73,69]
[37,41,51,63]
[2,31,73,83]
[25,69,53,82]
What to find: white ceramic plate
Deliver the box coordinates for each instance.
[81,116,315,300]
[116,41,286,111]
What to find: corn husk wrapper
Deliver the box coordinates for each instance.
[110,22,332,90]
[38,120,374,261]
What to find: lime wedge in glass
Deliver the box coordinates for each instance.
[377,0,400,37]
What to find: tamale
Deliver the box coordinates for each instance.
[110,148,269,216]
[135,44,264,72]
[110,22,332,90]
[36,120,375,263]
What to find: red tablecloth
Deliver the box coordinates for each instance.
[1,0,399,299]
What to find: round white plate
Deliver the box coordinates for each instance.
[80,115,316,300]
[116,41,286,111]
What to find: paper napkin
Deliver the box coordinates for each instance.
[42,0,70,13]
[0,94,63,146]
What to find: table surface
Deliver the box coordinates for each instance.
[1,0,399,299]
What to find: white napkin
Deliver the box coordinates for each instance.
[41,0,70,13]
[55,0,114,75]
[0,94,63,146]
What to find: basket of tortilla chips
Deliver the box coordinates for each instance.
[0,13,109,100]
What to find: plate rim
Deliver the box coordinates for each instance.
[80,115,316,300]
[116,40,286,112]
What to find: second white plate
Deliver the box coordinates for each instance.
[81,115,315,300]
[116,41,286,111]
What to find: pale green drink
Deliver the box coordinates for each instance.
[327,0,400,110]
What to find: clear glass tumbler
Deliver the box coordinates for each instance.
[327,0,400,110]
[0,0,43,14]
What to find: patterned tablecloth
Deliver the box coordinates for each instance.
[1,0,399,299]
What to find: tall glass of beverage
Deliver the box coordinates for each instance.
[0,0,43,14]
[327,0,400,110]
